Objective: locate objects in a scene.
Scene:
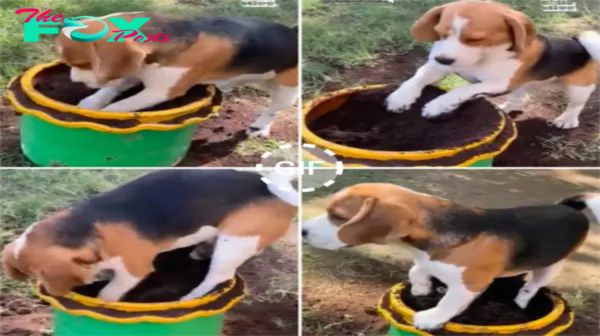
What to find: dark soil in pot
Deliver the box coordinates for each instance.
[73,246,219,303]
[33,64,212,112]
[399,275,555,328]
[308,86,502,151]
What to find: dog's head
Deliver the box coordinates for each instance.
[302,184,424,250]
[411,0,537,67]
[2,216,100,297]
[56,16,148,88]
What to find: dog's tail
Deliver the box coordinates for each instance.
[264,170,299,207]
[577,31,600,62]
[559,193,600,223]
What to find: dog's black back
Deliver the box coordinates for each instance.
[52,170,274,248]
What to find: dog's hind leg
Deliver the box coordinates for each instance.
[247,67,298,138]
[515,261,564,309]
[180,233,259,300]
[180,200,294,300]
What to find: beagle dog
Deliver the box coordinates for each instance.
[386,0,600,129]
[57,12,298,137]
[2,169,297,302]
[302,183,599,330]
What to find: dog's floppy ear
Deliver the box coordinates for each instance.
[39,248,99,297]
[2,243,29,281]
[411,5,446,41]
[504,10,537,54]
[90,39,147,85]
[337,198,417,245]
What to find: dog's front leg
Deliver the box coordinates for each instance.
[96,257,152,302]
[180,233,260,300]
[413,282,481,330]
[102,66,189,112]
[77,78,140,110]
[247,83,298,137]
[422,81,510,118]
[412,264,491,331]
[386,61,449,113]
[97,268,145,302]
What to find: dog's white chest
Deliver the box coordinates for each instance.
[455,57,522,84]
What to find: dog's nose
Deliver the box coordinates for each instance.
[434,56,455,66]
[301,229,307,238]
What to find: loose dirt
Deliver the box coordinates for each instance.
[312,49,600,167]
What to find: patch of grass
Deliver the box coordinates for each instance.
[539,134,600,162]
[0,169,149,296]
[302,0,599,97]
[562,290,590,311]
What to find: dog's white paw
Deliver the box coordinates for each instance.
[247,120,272,138]
[97,287,124,302]
[411,282,432,296]
[77,95,111,110]
[514,288,534,309]
[422,97,456,118]
[551,116,579,129]
[412,308,447,330]
[385,85,421,113]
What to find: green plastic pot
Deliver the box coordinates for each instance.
[20,114,200,167]
[378,282,574,336]
[6,61,222,167]
[302,75,517,167]
[37,275,245,336]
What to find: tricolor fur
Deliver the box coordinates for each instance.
[302,183,599,330]
[2,170,297,302]
[57,12,298,137]
[385,0,600,129]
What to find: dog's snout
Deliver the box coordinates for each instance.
[301,229,307,238]
[434,56,455,66]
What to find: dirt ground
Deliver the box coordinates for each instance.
[0,230,298,336]
[310,49,600,167]
[302,170,600,336]
[0,90,297,167]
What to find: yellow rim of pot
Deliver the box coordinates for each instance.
[302,84,506,161]
[36,277,238,313]
[302,118,517,167]
[377,283,571,335]
[19,60,218,123]
[37,289,244,324]
[6,76,222,134]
